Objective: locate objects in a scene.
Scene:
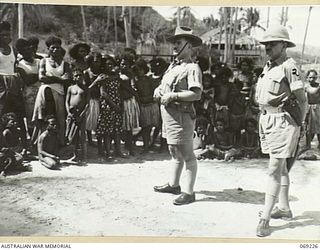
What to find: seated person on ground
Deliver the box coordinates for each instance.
[193,117,210,154]
[196,118,240,161]
[1,113,28,175]
[37,115,60,170]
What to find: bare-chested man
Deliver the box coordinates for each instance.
[38,115,60,170]
[65,69,88,163]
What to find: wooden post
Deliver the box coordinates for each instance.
[218,10,223,61]
[284,7,289,26]
[302,6,312,62]
[231,7,238,65]
[18,3,23,38]
[80,6,88,42]
[106,7,110,41]
[113,6,118,49]
[223,7,228,63]
[122,6,131,48]
[267,7,270,28]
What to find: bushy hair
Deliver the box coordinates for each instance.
[133,58,149,75]
[195,56,209,72]
[195,117,209,128]
[86,52,102,68]
[45,36,62,47]
[306,69,318,77]
[253,67,263,76]
[217,66,233,78]
[27,36,39,46]
[15,38,31,54]
[237,57,254,71]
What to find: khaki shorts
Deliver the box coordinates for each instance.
[161,105,195,145]
[259,111,300,158]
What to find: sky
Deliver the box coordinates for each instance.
[152,6,320,47]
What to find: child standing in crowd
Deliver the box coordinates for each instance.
[15,38,41,139]
[69,43,91,71]
[228,78,247,145]
[95,56,123,159]
[195,73,215,124]
[240,118,261,158]
[83,52,102,147]
[213,66,233,129]
[134,58,161,153]
[233,58,253,100]
[248,67,263,121]
[65,69,89,163]
[37,116,60,170]
[305,69,320,149]
[119,55,140,156]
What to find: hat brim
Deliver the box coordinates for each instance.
[259,38,296,48]
[167,34,202,47]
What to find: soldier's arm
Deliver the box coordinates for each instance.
[284,60,308,119]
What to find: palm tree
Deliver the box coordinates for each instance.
[243,7,265,36]
[203,14,220,29]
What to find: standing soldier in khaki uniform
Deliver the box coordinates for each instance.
[153,27,203,205]
[255,25,307,237]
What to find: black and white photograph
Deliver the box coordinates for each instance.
[0,2,319,242]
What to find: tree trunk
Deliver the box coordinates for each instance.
[280,7,285,25]
[113,6,118,49]
[18,3,23,38]
[231,7,238,65]
[122,6,131,48]
[80,6,88,42]
[177,7,181,27]
[302,7,312,62]
[267,7,270,28]
[106,7,110,41]
[218,11,223,60]
[223,7,228,63]
[284,7,289,26]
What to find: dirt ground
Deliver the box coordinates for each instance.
[0,142,319,242]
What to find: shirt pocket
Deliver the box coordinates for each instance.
[267,70,284,95]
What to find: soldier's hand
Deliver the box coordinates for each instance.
[160,92,177,106]
[153,87,163,101]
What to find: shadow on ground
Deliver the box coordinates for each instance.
[196,189,266,204]
[271,211,320,233]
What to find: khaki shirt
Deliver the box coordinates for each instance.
[256,57,304,107]
[159,62,203,95]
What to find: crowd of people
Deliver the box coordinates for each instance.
[0,21,319,176]
[1,17,319,237]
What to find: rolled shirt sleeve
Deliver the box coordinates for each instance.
[284,58,304,92]
[187,63,203,91]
